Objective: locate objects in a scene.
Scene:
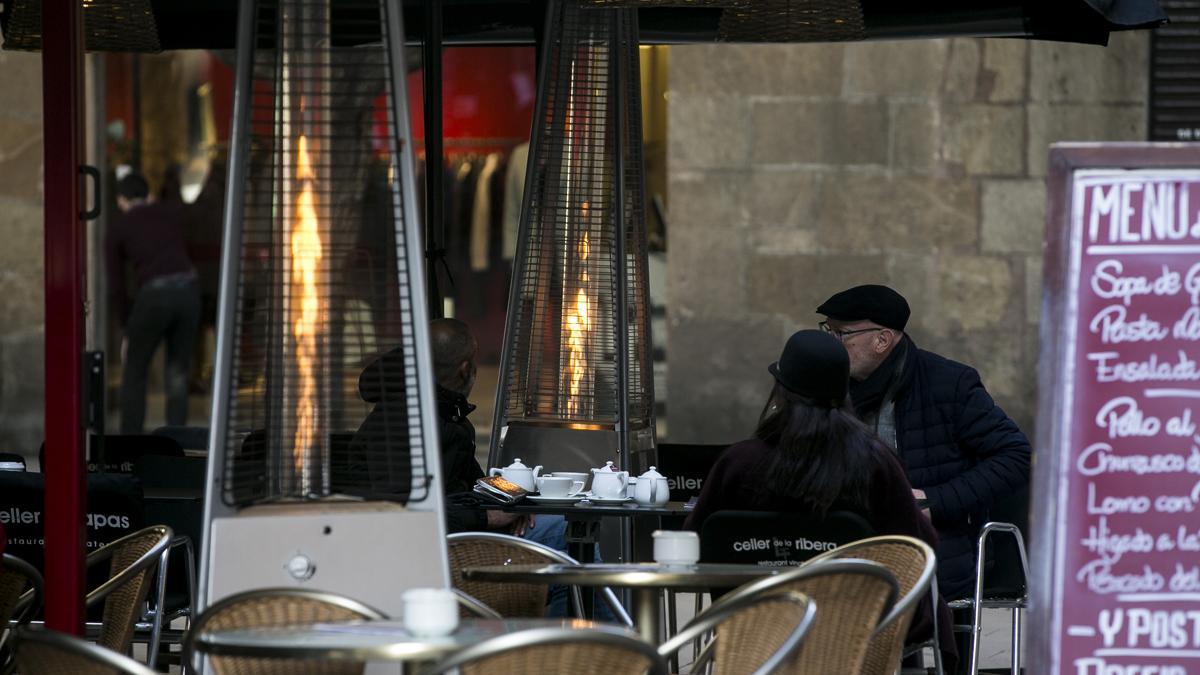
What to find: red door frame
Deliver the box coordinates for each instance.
[42,0,88,634]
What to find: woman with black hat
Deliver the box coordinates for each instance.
[683,330,951,664]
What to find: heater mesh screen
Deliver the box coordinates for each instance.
[220,0,431,506]
[498,0,655,431]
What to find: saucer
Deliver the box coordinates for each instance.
[583,495,633,504]
[527,495,584,504]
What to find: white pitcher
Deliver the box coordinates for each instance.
[488,458,542,492]
[590,460,629,499]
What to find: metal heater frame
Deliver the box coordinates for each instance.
[198,0,449,618]
[489,1,657,480]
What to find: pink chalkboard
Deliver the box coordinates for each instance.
[1032,144,1200,675]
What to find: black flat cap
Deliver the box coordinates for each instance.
[817,284,910,331]
[768,330,849,406]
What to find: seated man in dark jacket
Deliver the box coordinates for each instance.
[816,284,1032,601]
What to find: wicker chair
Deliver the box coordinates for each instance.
[421,625,670,675]
[13,627,158,675]
[806,535,938,675]
[659,590,815,675]
[182,587,387,675]
[706,558,899,674]
[1,554,43,674]
[86,525,173,662]
[446,532,632,625]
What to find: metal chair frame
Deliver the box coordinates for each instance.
[181,586,387,674]
[447,531,634,626]
[1,554,44,675]
[12,627,159,675]
[946,521,1029,675]
[452,589,503,619]
[84,525,173,668]
[658,590,816,675]
[420,625,671,675]
[806,535,941,675]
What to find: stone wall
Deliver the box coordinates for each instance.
[0,41,45,458]
[665,34,1149,443]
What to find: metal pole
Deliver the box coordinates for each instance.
[197,0,257,613]
[488,0,558,468]
[41,0,87,635]
[423,0,445,318]
[611,10,630,472]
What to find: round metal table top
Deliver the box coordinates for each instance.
[462,563,780,591]
[197,618,616,662]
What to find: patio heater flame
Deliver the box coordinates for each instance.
[564,231,592,418]
[290,133,322,479]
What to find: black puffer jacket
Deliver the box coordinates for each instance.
[888,337,1032,599]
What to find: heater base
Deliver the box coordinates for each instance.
[206,501,447,617]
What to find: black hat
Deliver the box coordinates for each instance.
[767,330,849,406]
[816,284,910,331]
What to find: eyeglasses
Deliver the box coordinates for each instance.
[819,321,883,341]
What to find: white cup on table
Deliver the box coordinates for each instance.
[536,475,585,498]
[402,588,459,637]
[653,530,700,567]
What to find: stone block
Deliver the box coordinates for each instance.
[667,175,748,317]
[665,313,786,443]
[743,169,825,228]
[0,331,44,457]
[0,273,43,328]
[1026,104,1145,176]
[0,120,43,201]
[921,323,1025,411]
[667,94,752,170]
[1030,32,1150,104]
[843,39,948,98]
[892,102,937,174]
[0,197,43,281]
[939,104,1025,176]
[750,99,889,166]
[746,252,888,322]
[982,39,1027,103]
[670,170,751,230]
[883,254,940,336]
[1025,255,1044,325]
[0,49,43,121]
[814,174,978,253]
[669,43,844,97]
[934,254,1015,332]
[944,39,981,102]
[981,179,1046,254]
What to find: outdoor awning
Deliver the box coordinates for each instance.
[1,0,1169,52]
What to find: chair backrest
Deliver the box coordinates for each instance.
[150,425,210,452]
[85,525,172,655]
[446,532,574,618]
[424,626,669,675]
[700,510,875,567]
[183,587,387,675]
[708,558,899,674]
[13,627,157,675]
[0,554,43,664]
[660,590,816,675]
[655,443,730,501]
[806,535,936,675]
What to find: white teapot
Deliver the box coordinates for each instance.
[590,461,629,499]
[488,458,542,492]
[631,466,670,507]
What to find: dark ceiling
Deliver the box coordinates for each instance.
[1,0,1169,52]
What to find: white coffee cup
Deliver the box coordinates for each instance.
[653,530,700,567]
[550,471,589,487]
[402,588,459,637]
[536,475,585,498]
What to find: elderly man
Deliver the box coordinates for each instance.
[816,284,1031,601]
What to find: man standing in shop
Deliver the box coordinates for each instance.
[815,285,1031,602]
[107,171,202,434]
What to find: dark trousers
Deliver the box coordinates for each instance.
[120,281,201,433]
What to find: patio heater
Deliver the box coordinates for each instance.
[198,0,448,617]
[489,0,656,493]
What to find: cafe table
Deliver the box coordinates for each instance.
[195,617,619,668]
[462,562,780,643]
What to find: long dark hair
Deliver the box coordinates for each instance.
[754,382,881,515]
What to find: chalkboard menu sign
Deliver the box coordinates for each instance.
[1032,144,1200,675]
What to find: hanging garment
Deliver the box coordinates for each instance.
[503,142,530,260]
[469,153,503,271]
